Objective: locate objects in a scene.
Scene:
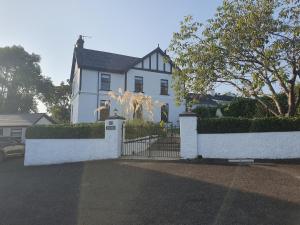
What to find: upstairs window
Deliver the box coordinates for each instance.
[101,74,111,91]
[11,128,22,138]
[134,76,143,93]
[161,104,169,123]
[160,79,168,95]
[99,100,110,121]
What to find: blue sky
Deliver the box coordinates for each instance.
[0,0,223,85]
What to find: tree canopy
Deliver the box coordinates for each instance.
[0,45,52,113]
[41,80,71,123]
[169,0,300,117]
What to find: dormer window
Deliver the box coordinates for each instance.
[160,79,168,95]
[134,76,143,93]
[101,74,111,91]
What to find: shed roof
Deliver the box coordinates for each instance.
[0,113,54,127]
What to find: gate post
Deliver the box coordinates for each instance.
[105,115,125,158]
[179,112,198,159]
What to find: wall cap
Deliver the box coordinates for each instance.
[179,112,197,117]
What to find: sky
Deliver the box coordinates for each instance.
[0,0,224,111]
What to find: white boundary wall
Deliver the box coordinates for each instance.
[198,132,300,159]
[180,113,300,159]
[24,117,124,166]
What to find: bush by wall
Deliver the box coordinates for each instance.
[26,123,105,139]
[125,119,164,139]
[192,107,217,118]
[198,117,300,133]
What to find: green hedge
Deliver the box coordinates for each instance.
[124,119,165,139]
[198,117,300,133]
[26,123,105,139]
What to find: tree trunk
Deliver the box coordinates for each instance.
[287,85,297,117]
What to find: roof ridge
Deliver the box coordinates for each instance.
[78,48,141,59]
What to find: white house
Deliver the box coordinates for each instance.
[0,113,54,143]
[70,36,185,124]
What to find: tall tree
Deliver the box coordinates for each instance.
[0,45,52,113]
[169,0,300,116]
[41,80,71,123]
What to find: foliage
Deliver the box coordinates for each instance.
[100,88,162,121]
[41,80,71,123]
[0,46,52,113]
[192,106,217,118]
[198,117,300,133]
[26,123,105,139]
[222,98,261,118]
[169,0,300,117]
[124,119,165,139]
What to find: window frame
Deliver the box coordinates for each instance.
[160,79,169,95]
[134,76,144,93]
[10,128,22,138]
[100,73,111,91]
[99,100,110,121]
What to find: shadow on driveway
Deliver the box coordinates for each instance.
[0,158,299,225]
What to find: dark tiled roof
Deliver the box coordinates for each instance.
[75,48,140,73]
[0,113,54,127]
[188,93,235,106]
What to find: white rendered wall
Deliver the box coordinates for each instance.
[24,118,124,166]
[73,69,125,123]
[127,68,185,124]
[197,132,300,159]
[179,115,198,159]
[24,139,113,165]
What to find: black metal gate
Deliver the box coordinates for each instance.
[122,124,180,159]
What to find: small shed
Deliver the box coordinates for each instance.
[0,113,55,143]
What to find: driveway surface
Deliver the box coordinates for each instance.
[0,158,299,225]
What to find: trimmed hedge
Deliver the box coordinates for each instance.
[26,123,105,139]
[198,117,300,134]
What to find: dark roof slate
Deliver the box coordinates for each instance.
[73,48,140,76]
[70,46,173,81]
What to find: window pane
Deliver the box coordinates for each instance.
[99,100,110,121]
[161,79,168,95]
[11,128,22,137]
[101,74,111,91]
[135,76,143,92]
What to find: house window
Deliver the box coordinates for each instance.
[161,104,169,123]
[0,128,3,136]
[101,74,111,91]
[10,128,22,138]
[99,100,110,121]
[160,79,168,95]
[134,76,143,93]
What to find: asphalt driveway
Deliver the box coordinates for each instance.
[0,158,299,225]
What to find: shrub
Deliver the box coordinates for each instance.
[26,123,105,139]
[124,119,164,139]
[198,117,300,133]
[222,98,257,118]
[198,117,252,133]
[192,107,217,118]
